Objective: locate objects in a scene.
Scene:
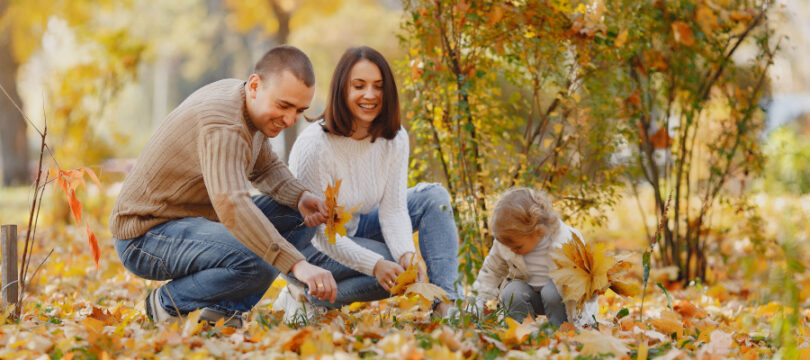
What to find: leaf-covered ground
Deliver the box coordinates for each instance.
[0,192,808,359]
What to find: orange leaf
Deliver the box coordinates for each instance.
[282,328,313,353]
[68,189,82,224]
[81,167,103,190]
[86,224,100,270]
[650,127,672,149]
[674,300,708,319]
[672,21,694,46]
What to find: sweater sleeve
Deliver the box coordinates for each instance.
[377,129,416,263]
[199,124,305,274]
[250,139,308,209]
[289,131,385,276]
[472,241,509,301]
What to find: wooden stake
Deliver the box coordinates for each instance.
[1,225,18,305]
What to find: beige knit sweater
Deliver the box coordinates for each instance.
[109,79,308,274]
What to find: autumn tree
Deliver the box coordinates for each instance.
[401,0,633,283]
[619,0,776,283]
[224,0,343,160]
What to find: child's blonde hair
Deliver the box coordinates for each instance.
[490,188,560,243]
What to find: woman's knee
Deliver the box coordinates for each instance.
[413,183,453,211]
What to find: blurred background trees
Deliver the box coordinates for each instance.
[0,0,808,287]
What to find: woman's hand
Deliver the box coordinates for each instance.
[398,252,426,282]
[373,259,405,292]
[297,191,328,227]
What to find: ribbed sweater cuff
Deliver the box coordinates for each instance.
[275,181,309,209]
[358,253,385,277]
[267,241,306,275]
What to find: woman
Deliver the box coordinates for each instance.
[279,46,460,319]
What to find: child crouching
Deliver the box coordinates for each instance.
[472,188,597,327]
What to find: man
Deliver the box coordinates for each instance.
[110,45,336,327]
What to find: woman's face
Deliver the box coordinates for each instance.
[345,59,383,129]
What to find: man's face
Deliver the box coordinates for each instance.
[245,70,314,138]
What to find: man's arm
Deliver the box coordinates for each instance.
[250,140,308,208]
[199,125,305,274]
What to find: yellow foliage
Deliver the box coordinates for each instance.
[323,180,361,245]
[550,233,612,310]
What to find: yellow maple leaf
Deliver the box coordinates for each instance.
[323,179,361,245]
[550,233,613,310]
[390,264,419,295]
[500,318,535,346]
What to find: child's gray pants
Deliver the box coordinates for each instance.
[499,280,567,327]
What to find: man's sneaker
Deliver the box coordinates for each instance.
[272,285,325,323]
[199,308,244,328]
[145,288,180,324]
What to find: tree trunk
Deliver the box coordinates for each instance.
[269,0,297,163]
[0,0,29,186]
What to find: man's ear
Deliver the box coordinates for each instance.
[247,74,262,98]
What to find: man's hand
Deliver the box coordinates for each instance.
[291,260,337,303]
[297,191,328,227]
[373,259,405,292]
[398,252,426,282]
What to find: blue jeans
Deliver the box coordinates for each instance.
[285,182,461,308]
[114,195,316,316]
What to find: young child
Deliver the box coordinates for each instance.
[472,188,597,327]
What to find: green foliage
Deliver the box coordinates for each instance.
[618,0,776,283]
[762,123,810,194]
[400,0,632,285]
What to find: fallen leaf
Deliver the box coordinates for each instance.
[674,300,708,319]
[697,329,732,358]
[404,282,449,302]
[500,318,534,346]
[86,224,100,270]
[575,329,630,357]
[282,328,313,353]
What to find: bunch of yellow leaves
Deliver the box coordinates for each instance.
[390,261,448,302]
[550,233,640,311]
[323,180,360,245]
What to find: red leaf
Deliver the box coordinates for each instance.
[86,224,101,270]
[68,189,82,224]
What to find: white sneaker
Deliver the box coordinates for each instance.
[272,285,325,323]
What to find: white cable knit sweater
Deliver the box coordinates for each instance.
[289,122,416,276]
